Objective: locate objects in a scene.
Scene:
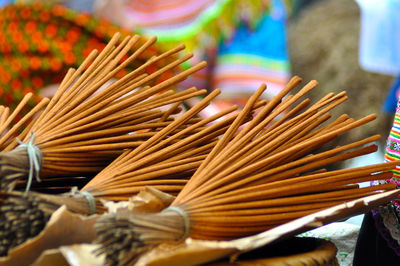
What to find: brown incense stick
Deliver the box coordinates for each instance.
[94,77,400,265]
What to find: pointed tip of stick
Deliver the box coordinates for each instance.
[178,52,194,63]
[24,92,33,98]
[212,88,221,96]
[198,61,207,68]
[368,113,378,120]
[149,35,158,43]
[291,75,303,83]
[88,49,99,58]
[372,134,381,141]
[111,32,121,40]
[177,43,186,50]
[130,34,141,43]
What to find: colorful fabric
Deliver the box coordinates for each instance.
[383,75,400,114]
[384,99,400,184]
[0,3,171,109]
[94,0,271,92]
[373,97,400,256]
[212,0,290,110]
[372,207,400,257]
[0,0,291,118]
[94,0,271,50]
[93,0,292,115]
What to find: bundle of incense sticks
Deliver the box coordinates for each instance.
[94,76,400,265]
[0,87,264,213]
[0,190,104,257]
[80,89,265,202]
[0,87,262,252]
[0,32,207,191]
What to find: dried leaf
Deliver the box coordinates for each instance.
[104,187,175,214]
[35,244,103,266]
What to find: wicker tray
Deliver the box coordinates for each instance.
[210,237,338,266]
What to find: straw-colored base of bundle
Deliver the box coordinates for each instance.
[0,190,104,257]
[0,147,29,191]
[0,193,50,257]
[211,237,338,266]
[95,209,186,266]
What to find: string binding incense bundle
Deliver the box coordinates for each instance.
[0,32,208,191]
[94,76,400,265]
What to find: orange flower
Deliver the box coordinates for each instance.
[10,59,22,71]
[52,5,67,17]
[6,7,16,19]
[45,24,58,37]
[7,21,18,32]
[32,76,44,88]
[66,29,81,43]
[50,58,62,71]
[25,21,37,33]
[76,14,89,26]
[17,42,29,53]
[32,31,43,42]
[58,41,72,53]
[1,43,11,53]
[40,11,51,22]
[20,8,32,19]
[37,41,49,53]
[29,56,42,70]
[12,31,24,43]
[0,72,11,83]
[11,79,22,90]
[64,52,76,65]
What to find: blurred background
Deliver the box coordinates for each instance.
[0,0,399,264]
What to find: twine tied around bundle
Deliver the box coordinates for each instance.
[70,187,97,215]
[80,191,97,215]
[16,132,42,192]
[162,206,190,240]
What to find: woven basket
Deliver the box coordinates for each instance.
[211,237,338,266]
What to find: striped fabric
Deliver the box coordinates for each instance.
[95,0,270,48]
[372,98,400,256]
[210,0,290,112]
[384,100,400,185]
[4,0,291,118]
[94,0,290,116]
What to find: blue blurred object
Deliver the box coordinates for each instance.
[65,0,94,12]
[383,75,400,114]
[218,0,288,61]
[0,0,13,8]
[355,0,400,75]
